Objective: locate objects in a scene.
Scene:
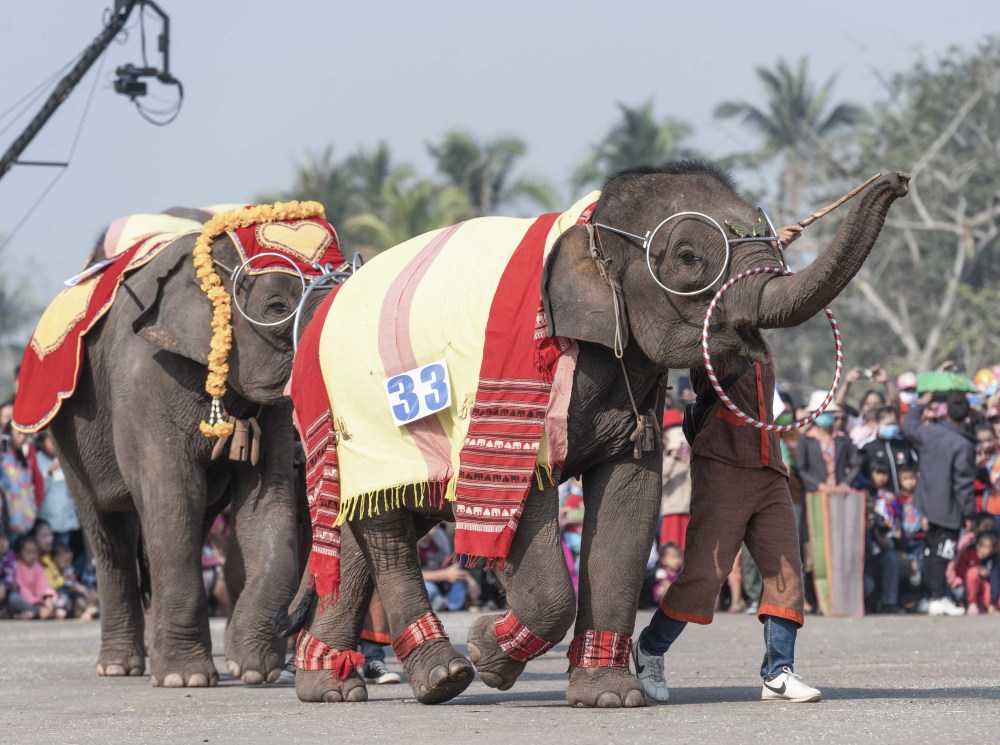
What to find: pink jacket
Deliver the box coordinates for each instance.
[14,560,55,605]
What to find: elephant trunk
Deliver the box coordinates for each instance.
[754,172,909,329]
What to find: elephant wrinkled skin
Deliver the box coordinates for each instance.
[286,162,909,707]
[49,228,325,687]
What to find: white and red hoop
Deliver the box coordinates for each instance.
[702,266,843,432]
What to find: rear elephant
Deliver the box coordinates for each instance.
[282,162,909,707]
[13,201,346,687]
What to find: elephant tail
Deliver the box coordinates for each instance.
[273,581,316,638]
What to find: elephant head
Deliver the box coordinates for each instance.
[544,161,909,371]
[128,233,330,405]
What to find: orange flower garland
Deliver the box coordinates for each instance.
[192,200,326,437]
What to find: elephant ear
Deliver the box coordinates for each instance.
[542,224,628,350]
[127,237,214,364]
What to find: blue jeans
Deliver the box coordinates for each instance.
[425,580,467,611]
[639,609,797,681]
[359,639,384,664]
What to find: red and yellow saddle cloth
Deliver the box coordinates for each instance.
[290,192,599,602]
[13,204,342,433]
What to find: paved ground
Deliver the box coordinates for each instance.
[2,610,999,744]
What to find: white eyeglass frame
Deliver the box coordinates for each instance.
[594,206,785,296]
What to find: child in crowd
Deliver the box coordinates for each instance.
[9,534,66,619]
[0,533,16,614]
[949,531,1000,614]
[870,462,900,535]
[895,466,925,588]
[560,481,584,592]
[31,520,66,597]
[52,542,98,619]
[865,464,901,612]
[653,542,684,603]
[418,524,479,612]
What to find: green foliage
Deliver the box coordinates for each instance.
[572,99,695,192]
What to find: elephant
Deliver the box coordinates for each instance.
[15,203,343,687]
[281,162,909,707]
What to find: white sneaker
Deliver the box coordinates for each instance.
[915,597,930,614]
[632,640,669,703]
[927,597,966,616]
[762,667,821,702]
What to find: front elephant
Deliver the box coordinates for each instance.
[12,202,344,687]
[285,162,909,707]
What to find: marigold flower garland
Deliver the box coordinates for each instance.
[192,200,326,437]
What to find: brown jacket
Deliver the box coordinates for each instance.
[690,362,787,476]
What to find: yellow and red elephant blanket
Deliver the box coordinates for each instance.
[290,192,600,601]
[13,204,342,433]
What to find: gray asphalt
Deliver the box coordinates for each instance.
[2,610,999,744]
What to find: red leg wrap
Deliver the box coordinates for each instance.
[567,630,633,668]
[493,611,556,662]
[295,630,365,680]
[391,612,448,663]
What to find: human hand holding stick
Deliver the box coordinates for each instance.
[778,173,882,247]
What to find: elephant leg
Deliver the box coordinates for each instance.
[467,483,575,691]
[223,475,297,686]
[567,453,661,708]
[351,506,473,705]
[137,475,217,688]
[294,525,371,703]
[55,458,145,677]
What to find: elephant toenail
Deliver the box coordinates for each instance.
[466,642,482,664]
[322,690,343,703]
[266,668,282,683]
[624,690,647,707]
[242,670,264,685]
[479,671,503,688]
[104,664,126,676]
[448,658,471,678]
[163,673,184,688]
[428,665,449,688]
[95,663,105,676]
[149,675,160,686]
[596,692,624,708]
[188,673,208,687]
[346,686,368,702]
[226,660,241,677]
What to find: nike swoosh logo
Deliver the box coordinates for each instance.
[763,680,786,695]
[635,661,645,674]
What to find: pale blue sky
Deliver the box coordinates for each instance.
[1,0,995,302]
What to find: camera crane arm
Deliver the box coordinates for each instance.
[0,0,178,184]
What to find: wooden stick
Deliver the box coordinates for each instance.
[797,173,881,227]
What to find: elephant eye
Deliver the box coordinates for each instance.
[265,299,292,317]
[677,247,700,264]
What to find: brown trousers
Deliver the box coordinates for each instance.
[661,457,804,626]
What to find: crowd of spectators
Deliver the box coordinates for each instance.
[645,363,1000,618]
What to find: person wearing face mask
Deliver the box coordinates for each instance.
[797,393,862,501]
[897,372,919,419]
[861,407,919,494]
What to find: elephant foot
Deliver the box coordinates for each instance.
[403,638,474,705]
[295,668,369,703]
[466,614,526,691]
[566,666,647,708]
[96,645,146,677]
[149,655,219,688]
[224,646,285,685]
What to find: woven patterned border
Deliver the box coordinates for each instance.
[295,630,365,679]
[392,612,448,662]
[494,611,556,662]
[567,629,632,668]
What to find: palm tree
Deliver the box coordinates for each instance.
[572,99,694,192]
[714,57,864,217]
[344,167,474,253]
[428,130,558,216]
